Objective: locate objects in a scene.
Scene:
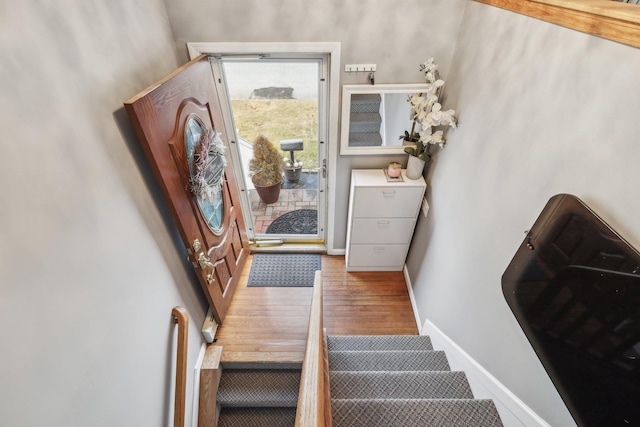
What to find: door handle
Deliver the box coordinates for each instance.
[197,252,214,270]
[314,159,326,178]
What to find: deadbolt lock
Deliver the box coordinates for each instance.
[192,239,202,253]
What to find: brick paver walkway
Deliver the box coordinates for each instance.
[250,188,318,234]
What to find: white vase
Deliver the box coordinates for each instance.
[406,156,426,180]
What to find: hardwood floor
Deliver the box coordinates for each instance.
[210,254,419,365]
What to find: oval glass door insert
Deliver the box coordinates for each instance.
[185,115,226,234]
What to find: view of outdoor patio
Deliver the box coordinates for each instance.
[225,60,321,236]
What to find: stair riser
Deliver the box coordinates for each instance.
[331,399,503,427]
[329,350,450,372]
[217,407,297,427]
[217,368,301,408]
[327,335,434,352]
[349,122,381,134]
[350,94,381,113]
[350,102,381,114]
[330,371,474,399]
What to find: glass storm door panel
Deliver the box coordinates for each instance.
[219,58,327,242]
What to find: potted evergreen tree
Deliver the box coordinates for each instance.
[249,135,283,204]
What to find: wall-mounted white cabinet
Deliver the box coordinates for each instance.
[345,169,426,271]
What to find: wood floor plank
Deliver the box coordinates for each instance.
[211,254,419,365]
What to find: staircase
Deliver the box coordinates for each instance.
[348,94,383,147]
[328,335,503,427]
[216,363,301,426]
[212,335,503,426]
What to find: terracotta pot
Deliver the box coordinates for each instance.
[252,177,282,204]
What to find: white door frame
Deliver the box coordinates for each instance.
[187,42,341,254]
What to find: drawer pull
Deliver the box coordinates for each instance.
[377,220,390,225]
[373,247,385,252]
[382,190,396,198]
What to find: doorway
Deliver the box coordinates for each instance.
[219,58,324,243]
[188,42,341,252]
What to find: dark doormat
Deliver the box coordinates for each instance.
[248,253,321,287]
[266,209,317,234]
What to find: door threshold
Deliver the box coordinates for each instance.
[250,242,326,254]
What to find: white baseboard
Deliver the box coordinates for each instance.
[327,248,345,256]
[402,265,422,332]
[191,343,207,427]
[420,319,550,427]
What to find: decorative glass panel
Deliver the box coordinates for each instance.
[185,116,226,234]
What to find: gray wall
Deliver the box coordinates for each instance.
[163,0,468,249]
[0,1,208,426]
[5,1,637,425]
[406,3,640,425]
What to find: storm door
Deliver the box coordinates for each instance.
[209,56,328,246]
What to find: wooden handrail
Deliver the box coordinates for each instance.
[172,306,189,427]
[295,271,328,427]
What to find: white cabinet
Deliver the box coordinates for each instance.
[345,169,426,271]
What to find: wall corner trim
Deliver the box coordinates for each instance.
[421,319,554,427]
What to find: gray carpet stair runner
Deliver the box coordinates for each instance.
[216,364,301,427]
[328,335,504,427]
[349,94,382,147]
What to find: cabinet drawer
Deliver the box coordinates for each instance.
[348,244,409,268]
[350,218,415,244]
[353,187,423,218]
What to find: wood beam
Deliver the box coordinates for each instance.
[473,0,640,48]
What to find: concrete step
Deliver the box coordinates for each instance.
[330,370,473,399]
[331,398,504,427]
[327,335,433,352]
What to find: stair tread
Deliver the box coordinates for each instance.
[330,371,473,399]
[331,398,503,427]
[349,112,382,122]
[350,94,381,113]
[217,406,296,427]
[347,132,382,147]
[217,369,300,407]
[351,94,381,102]
[329,350,450,372]
[328,335,433,352]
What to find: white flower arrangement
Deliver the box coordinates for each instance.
[402,58,457,161]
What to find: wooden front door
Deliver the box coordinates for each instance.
[124,55,249,324]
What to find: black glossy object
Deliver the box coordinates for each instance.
[502,194,640,427]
